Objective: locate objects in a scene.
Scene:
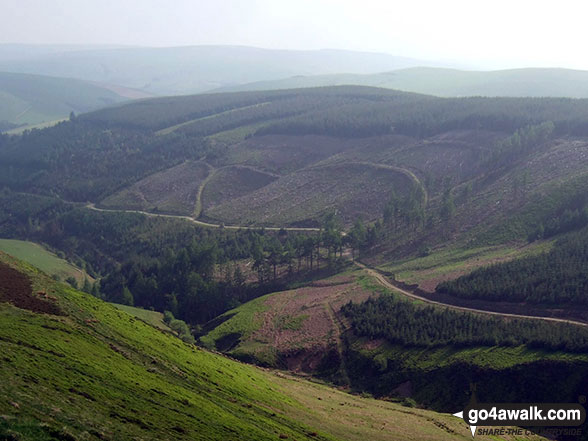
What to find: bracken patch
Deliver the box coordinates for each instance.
[0,262,62,315]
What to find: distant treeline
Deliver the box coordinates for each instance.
[255,91,588,138]
[5,87,588,206]
[342,293,588,352]
[80,86,588,139]
[80,87,407,131]
[0,121,206,201]
[437,227,588,305]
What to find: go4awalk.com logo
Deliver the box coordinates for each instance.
[452,403,586,437]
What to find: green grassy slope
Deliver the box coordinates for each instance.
[0,251,531,441]
[219,67,588,98]
[110,303,171,331]
[0,238,92,285]
[376,241,554,292]
[0,71,130,127]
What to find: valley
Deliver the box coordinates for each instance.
[2,85,588,440]
[3,252,522,441]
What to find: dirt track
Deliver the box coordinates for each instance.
[86,203,320,232]
[355,262,588,328]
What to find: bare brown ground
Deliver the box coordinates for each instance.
[250,273,373,372]
[0,262,62,315]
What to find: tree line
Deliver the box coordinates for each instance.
[342,294,588,352]
[437,227,588,305]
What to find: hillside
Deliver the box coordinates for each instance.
[0,71,140,128]
[200,265,588,414]
[0,45,435,96]
[5,86,588,230]
[0,239,93,286]
[200,270,372,376]
[2,86,588,318]
[0,251,529,441]
[6,44,588,100]
[218,67,588,98]
[2,80,588,440]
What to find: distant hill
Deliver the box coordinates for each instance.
[0,71,146,127]
[3,86,588,432]
[0,44,438,95]
[5,44,588,101]
[217,67,588,98]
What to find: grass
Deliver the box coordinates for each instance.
[354,339,588,372]
[377,241,554,289]
[155,102,270,136]
[110,303,171,331]
[0,238,92,285]
[199,295,269,350]
[4,118,67,134]
[1,251,534,441]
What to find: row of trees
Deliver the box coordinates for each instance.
[259,96,588,139]
[343,294,588,352]
[484,121,555,169]
[438,227,588,305]
[382,186,426,231]
[528,206,588,241]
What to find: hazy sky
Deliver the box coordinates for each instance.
[3,0,588,69]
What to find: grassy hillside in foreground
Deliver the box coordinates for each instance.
[0,238,92,285]
[0,251,541,441]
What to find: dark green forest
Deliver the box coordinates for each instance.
[4,86,588,206]
[2,85,588,329]
[0,189,350,323]
[438,227,588,304]
[342,293,588,352]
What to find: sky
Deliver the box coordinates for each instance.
[3,0,588,70]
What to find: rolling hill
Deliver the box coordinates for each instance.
[3,80,588,438]
[0,71,146,128]
[218,66,588,98]
[200,263,588,413]
[0,238,93,285]
[0,45,436,96]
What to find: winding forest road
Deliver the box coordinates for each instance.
[85,203,320,232]
[85,159,588,328]
[86,204,587,327]
[354,261,588,327]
